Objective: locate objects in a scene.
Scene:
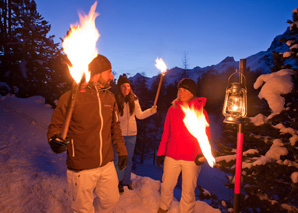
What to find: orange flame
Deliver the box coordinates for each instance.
[181,104,216,167]
[62,1,100,83]
[155,57,167,75]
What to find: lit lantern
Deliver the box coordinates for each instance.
[222,70,247,124]
[223,60,247,213]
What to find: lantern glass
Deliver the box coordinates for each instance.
[223,83,247,124]
[227,94,243,114]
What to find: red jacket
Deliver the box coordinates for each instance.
[157,97,211,161]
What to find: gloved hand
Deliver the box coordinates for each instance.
[49,134,70,154]
[195,154,205,166]
[157,155,165,168]
[151,106,157,114]
[118,155,128,170]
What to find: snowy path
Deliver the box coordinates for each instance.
[0,96,221,213]
[0,96,70,213]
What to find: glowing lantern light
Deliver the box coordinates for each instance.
[222,70,247,124]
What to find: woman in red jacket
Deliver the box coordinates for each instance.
[156,78,211,213]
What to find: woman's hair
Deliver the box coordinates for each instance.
[172,93,194,108]
[116,88,137,116]
[171,97,180,108]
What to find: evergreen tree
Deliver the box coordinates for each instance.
[270,51,284,72]
[215,8,298,212]
[0,0,71,105]
[181,51,189,78]
[131,74,150,107]
[133,75,177,165]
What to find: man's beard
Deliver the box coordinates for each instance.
[98,78,110,88]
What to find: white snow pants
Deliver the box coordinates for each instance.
[159,156,201,213]
[67,161,120,213]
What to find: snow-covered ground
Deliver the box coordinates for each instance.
[0,95,223,212]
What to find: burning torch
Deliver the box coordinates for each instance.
[181,104,216,168]
[60,2,100,139]
[153,57,167,107]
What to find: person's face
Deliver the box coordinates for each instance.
[120,83,131,96]
[91,69,113,88]
[178,87,193,103]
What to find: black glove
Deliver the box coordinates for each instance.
[195,154,205,166]
[157,155,165,168]
[118,155,128,170]
[49,134,70,154]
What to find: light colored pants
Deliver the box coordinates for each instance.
[159,156,201,213]
[67,161,120,213]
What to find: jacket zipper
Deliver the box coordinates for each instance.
[96,89,103,166]
[71,139,75,157]
[126,102,129,135]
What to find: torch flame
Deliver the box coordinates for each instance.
[62,1,100,83]
[155,57,167,75]
[181,104,216,167]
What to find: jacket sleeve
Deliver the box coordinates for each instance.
[47,91,70,140]
[111,98,128,156]
[157,107,171,156]
[134,99,154,120]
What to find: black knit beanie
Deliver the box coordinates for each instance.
[178,78,197,96]
[117,75,130,87]
[88,54,112,77]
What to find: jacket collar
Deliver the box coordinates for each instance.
[174,97,207,108]
[87,82,111,91]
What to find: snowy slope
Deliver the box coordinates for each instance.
[0,95,221,213]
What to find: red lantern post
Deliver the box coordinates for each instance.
[223,59,247,213]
